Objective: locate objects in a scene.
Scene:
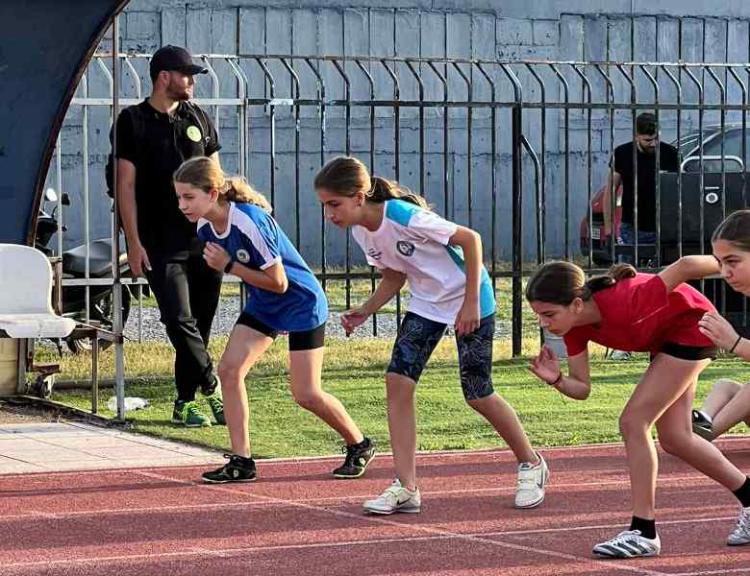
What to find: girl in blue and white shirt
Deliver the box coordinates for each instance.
[174,157,374,483]
[315,156,547,515]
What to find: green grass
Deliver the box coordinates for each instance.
[134,274,540,342]
[43,337,750,459]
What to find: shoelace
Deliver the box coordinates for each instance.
[517,467,538,487]
[341,444,361,467]
[380,484,405,503]
[208,396,224,414]
[607,531,650,547]
[734,510,750,533]
[224,453,252,469]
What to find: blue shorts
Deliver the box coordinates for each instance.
[387,312,495,400]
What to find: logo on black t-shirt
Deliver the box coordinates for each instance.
[236,249,250,263]
[396,241,415,257]
[186,125,202,142]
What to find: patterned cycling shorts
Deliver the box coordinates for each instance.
[386,311,495,400]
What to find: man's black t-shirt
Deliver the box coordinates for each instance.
[611,141,680,232]
[115,100,220,255]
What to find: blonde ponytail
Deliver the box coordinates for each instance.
[224,177,272,213]
[173,157,272,213]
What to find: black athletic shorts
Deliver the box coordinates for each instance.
[651,342,717,361]
[236,312,325,351]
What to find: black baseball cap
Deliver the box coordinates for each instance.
[149,45,208,78]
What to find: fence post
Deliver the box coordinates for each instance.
[512,105,523,357]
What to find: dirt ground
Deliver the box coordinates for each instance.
[0,401,63,424]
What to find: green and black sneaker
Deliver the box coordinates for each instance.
[171,400,211,428]
[205,392,226,426]
[203,375,226,426]
[202,454,257,483]
[332,437,376,479]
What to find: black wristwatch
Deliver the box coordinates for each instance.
[224,260,234,274]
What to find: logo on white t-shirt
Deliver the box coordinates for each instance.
[367,248,383,261]
[396,241,415,257]
[236,249,250,263]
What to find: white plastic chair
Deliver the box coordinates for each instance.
[0,244,75,338]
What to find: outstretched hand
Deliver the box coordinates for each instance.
[528,345,561,384]
[203,242,231,272]
[341,307,370,336]
[698,312,739,350]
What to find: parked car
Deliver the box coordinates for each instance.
[580,124,749,266]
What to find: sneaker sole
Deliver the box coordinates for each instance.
[202,476,257,484]
[514,494,546,509]
[727,539,750,546]
[693,426,715,442]
[170,417,211,427]
[363,506,421,515]
[592,549,660,559]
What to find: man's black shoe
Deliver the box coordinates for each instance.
[332,437,375,479]
[201,374,220,397]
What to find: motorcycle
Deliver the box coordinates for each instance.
[35,188,132,354]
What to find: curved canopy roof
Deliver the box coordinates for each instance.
[0,0,128,244]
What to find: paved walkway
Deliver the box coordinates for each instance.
[0,422,222,474]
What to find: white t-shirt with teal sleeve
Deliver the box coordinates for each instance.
[351,199,495,325]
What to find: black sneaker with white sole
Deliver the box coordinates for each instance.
[692,409,715,441]
[202,454,257,483]
[332,437,375,479]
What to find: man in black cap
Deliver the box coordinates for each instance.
[112,45,224,427]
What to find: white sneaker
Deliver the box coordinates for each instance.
[727,506,750,546]
[592,530,661,558]
[610,350,632,361]
[514,452,549,509]
[363,479,421,515]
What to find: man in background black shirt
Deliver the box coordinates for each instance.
[114,45,224,427]
[603,112,680,250]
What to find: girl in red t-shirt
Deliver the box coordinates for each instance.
[526,258,750,559]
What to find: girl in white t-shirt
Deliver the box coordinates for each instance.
[315,156,548,514]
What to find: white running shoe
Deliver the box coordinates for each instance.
[592,530,661,558]
[514,452,549,509]
[610,350,632,361]
[363,479,421,515]
[727,506,750,546]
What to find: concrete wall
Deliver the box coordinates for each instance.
[48,2,750,265]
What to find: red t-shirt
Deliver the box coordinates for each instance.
[563,273,716,357]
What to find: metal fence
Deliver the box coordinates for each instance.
[46,53,750,356]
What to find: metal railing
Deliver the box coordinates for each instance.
[46,53,750,356]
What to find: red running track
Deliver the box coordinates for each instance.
[2,439,750,575]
